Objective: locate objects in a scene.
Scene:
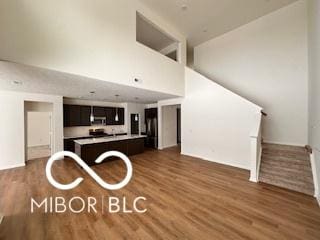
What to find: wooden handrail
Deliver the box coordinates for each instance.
[305,145,312,154]
[261,110,267,116]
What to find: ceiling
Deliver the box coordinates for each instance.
[0,61,177,104]
[139,0,298,47]
[136,12,176,51]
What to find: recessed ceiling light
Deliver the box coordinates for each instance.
[89,91,95,94]
[115,94,120,97]
[12,80,22,85]
[181,4,188,11]
[181,5,188,11]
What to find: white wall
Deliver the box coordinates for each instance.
[25,101,53,147]
[162,105,179,148]
[27,112,51,147]
[308,0,320,200]
[182,68,261,170]
[0,91,63,170]
[126,102,146,134]
[194,0,308,146]
[0,0,186,97]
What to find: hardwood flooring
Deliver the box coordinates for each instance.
[0,147,320,240]
[27,145,51,160]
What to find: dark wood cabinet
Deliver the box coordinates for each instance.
[116,108,125,125]
[64,105,92,127]
[69,105,81,126]
[127,138,144,155]
[64,104,125,127]
[108,140,128,153]
[75,137,145,165]
[80,106,91,126]
[108,107,125,125]
[105,107,114,125]
[93,106,106,117]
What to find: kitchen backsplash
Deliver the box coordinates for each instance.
[64,125,127,137]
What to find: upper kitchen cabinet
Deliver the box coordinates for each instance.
[117,108,125,125]
[105,107,114,125]
[110,107,125,125]
[64,104,91,127]
[64,104,125,127]
[93,106,106,117]
[80,106,91,126]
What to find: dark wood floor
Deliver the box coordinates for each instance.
[0,147,320,240]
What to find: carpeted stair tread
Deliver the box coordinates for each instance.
[259,167,313,184]
[262,143,306,153]
[262,151,310,161]
[259,174,314,195]
[260,158,312,171]
[259,143,314,196]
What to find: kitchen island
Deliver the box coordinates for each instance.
[74,135,146,165]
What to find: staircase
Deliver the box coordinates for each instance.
[259,143,314,196]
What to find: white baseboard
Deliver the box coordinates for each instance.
[0,163,25,171]
[162,144,178,149]
[181,151,250,170]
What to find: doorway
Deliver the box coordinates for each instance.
[161,104,181,149]
[25,101,53,160]
[131,114,139,135]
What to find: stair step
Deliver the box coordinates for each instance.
[259,174,314,196]
[260,162,313,176]
[262,151,309,161]
[260,158,312,171]
[259,143,314,196]
[262,143,306,153]
[259,167,313,183]
[261,156,310,167]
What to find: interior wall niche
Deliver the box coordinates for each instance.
[136,12,180,62]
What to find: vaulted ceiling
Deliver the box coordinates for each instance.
[139,0,298,47]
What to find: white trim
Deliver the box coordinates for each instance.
[263,140,305,147]
[317,197,320,207]
[256,147,262,180]
[310,152,319,198]
[0,214,3,225]
[162,144,178,149]
[181,151,250,170]
[0,163,25,171]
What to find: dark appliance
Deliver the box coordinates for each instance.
[131,114,139,135]
[145,108,158,148]
[89,128,109,137]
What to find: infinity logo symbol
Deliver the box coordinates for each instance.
[46,151,133,190]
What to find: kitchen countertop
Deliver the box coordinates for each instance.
[64,135,92,140]
[64,133,127,140]
[74,134,146,145]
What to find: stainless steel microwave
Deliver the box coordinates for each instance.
[92,117,106,126]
